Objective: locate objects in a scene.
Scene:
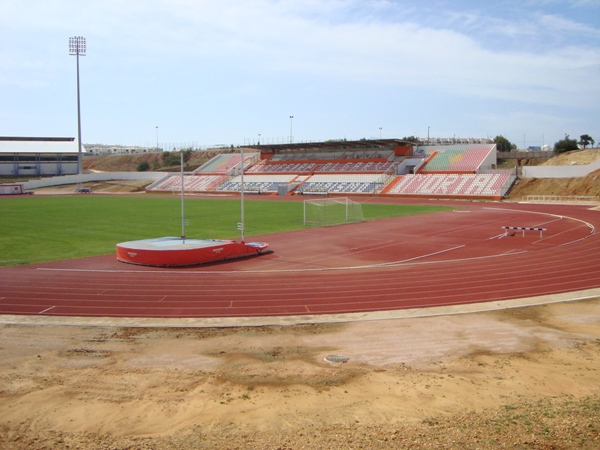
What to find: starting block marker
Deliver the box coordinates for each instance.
[503,226,546,238]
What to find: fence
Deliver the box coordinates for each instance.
[523,195,598,204]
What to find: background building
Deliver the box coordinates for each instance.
[0,137,82,176]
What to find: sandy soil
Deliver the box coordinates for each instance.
[32,179,152,195]
[508,174,600,200]
[541,148,600,166]
[506,148,600,200]
[1,299,599,449]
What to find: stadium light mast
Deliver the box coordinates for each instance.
[69,36,86,175]
[289,115,294,144]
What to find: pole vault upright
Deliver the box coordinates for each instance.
[239,146,245,243]
[180,151,185,242]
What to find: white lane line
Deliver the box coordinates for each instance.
[36,245,467,275]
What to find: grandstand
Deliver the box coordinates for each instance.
[247,160,396,174]
[216,174,299,194]
[385,173,513,198]
[296,174,388,195]
[419,146,496,173]
[193,152,260,174]
[147,174,227,193]
[145,139,514,199]
[268,148,394,162]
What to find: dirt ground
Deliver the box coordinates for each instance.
[541,148,600,166]
[1,299,599,449]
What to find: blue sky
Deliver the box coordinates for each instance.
[1,0,599,149]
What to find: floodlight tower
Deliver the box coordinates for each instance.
[69,36,86,174]
[289,115,294,144]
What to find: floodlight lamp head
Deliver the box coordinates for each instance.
[69,36,86,56]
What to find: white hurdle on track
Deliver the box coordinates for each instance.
[503,226,546,238]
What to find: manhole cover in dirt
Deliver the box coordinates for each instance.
[325,355,349,363]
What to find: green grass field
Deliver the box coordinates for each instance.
[0,196,451,266]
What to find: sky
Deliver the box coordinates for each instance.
[1,0,599,150]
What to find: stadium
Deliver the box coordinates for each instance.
[145,138,513,200]
[1,138,599,323]
[1,139,600,449]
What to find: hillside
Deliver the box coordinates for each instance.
[507,148,600,200]
[507,173,600,199]
[83,149,235,173]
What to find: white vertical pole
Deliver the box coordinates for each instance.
[181,151,185,241]
[346,197,349,221]
[240,147,245,243]
[303,200,306,226]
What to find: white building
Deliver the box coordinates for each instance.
[0,137,82,176]
[85,144,158,155]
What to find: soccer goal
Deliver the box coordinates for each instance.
[303,197,365,227]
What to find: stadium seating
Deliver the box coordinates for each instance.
[147,175,227,192]
[296,174,385,195]
[247,162,318,173]
[268,149,393,162]
[194,154,241,174]
[215,174,298,193]
[421,147,493,173]
[386,173,512,197]
[146,143,509,199]
[248,161,396,174]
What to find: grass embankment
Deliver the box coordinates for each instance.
[0,196,449,266]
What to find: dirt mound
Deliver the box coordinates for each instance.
[83,153,159,172]
[541,148,600,166]
[507,148,600,200]
[83,149,235,173]
[33,179,152,195]
[508,174,600,199]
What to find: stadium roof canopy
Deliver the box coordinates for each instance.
[0,137,80,154]
[243,138,417,154]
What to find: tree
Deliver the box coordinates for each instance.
[494,135,515,153]
[181,149,193,162]
[161,150,181,167]
[579,134,595,149]
[554,135,579,154]
[402,136,419,143]
[136,160,150,172]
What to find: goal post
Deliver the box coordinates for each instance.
[303,197,365,227]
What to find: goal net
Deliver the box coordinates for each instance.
[303,197,365,227]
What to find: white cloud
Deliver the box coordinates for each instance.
[0,0,598,143]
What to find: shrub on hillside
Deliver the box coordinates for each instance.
[554,135,579,154]
[137,160,150,172]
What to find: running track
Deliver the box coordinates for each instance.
[1,201,599,319]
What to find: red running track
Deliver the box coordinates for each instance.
[1,201,599,319]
